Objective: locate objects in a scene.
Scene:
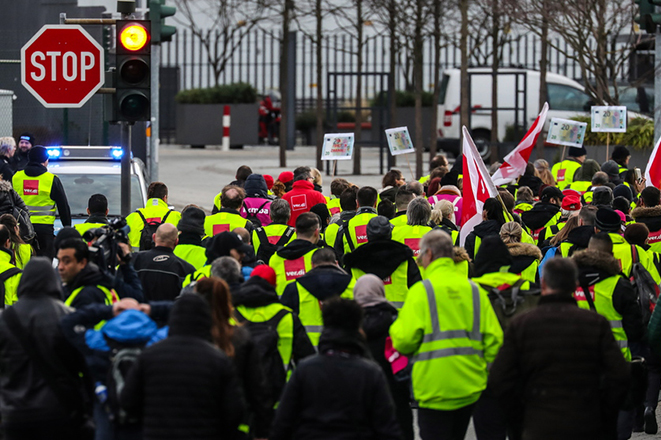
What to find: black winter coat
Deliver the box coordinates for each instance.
[520,202,560,232]
[132,246,196,301]
[465,219,502,260]
[270,328,402,440]
[63,262,115,308]
[0,155,14,182]
[343,239,421,288]
[488,294,630,440]
[281,265,353,314]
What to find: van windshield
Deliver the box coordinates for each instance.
[439,74,450,105]
[57,174,144,217]
[547,83,592,112]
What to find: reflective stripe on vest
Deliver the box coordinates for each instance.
[413,279,483,362]
[13,171,56,224]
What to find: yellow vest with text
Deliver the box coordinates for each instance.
[342,212,377,253]
[269,248,316,297]
[13,171,56,225]
[295,280,354,347]
[551,159,582,189]
[252,224,297,260]
[327,198,342,216]
[204,211,249,237]
[351,260,411,309]
[125,199,182,248]
[392,225,433,259]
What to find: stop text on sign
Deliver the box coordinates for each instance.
[30,51,96,82]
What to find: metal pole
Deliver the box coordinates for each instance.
[286,31,296,151]
[121,123,132,217]
[655,30,661,144]
[150,44,160,181]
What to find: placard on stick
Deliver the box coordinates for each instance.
[591,106,627,133]
[546,118,587,147]
[385,126,415,156]
[321,133,354,161]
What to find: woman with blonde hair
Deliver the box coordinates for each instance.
[534,159,556,187]
[500,222,542,284]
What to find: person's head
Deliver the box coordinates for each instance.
[0,225,10,250]
[541,258,578,296]
[498,189,515,213]
[592,186,613,207]
[322,297,363,333]
[366,216,393,241]
[193,278,234,355]
[17,133,34,153]
[418,230,454,269]
[516,186,534,203]
[330,178,350,197]
[377,200,396,219]
[436,199,455,223]
[232,227,250,245]
[612,196,631,216]
[310,167,323,187]
[561,195,581,217]
[311,248,337,268]
[640,187,661,208]
[310,204,330,232]
[404,181,424,197]
[430,155,448,170]
[0,137,16,159]
[235,165,252,183]
[612,146,630,167]
[578,205,598,226]
[220,185,246,211]
[591,171,609,187]
[624,223,650,247]
[269,199,291,224]
[357,186,378,208]
[382,169,404,188]
[147,181,169,202]
[0,214,23,245]
[613,184,633,203]
[153,223,178,249]
[250,264,277,287]
[500,222,522,244]
[87,194,108,216]
[575,159,601,182]
[540,186,564,206]
[293,166,312,182]
[168,293,214,341]
[27,145,48,166]
[429,166,448,183]
[588,232,614,255]
[482,198,507,225]
[395,186,415,212]
[295,212,320,243]
[57,238,89,283]
[210,256,244,285]
[601,160,622,184]
[594,207,621,233]
[568,146,587,163]
[354,274,387,308]
[340,186,358,212]
[177,206,206,237]
[426,177,443,198]
[407,197,432,226]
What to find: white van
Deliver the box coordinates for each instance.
[436,68,594,159]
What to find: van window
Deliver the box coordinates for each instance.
[547,83,592,112]
[438,74,450,105]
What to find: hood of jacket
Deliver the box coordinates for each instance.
[632,205,661,232]
[521,202,560,230]
[296,265,353,300]
[318,327,370,358]
[507,242,542,260]
[572,249,622,286]
[291,180,314,191]
[565,225,595,249]
[343,240,414,278]
[0,180,12,194]
[168,293,213,340]
[17,257,63,299]
[85,310,160,352]
[23,163,48,178]
[276,238,318,260]
[232,276,278,307]
[67,262,113,292]
[473,219,502,238]
[244,174,269,199]
[441,217,459,231]
[177,230,203,246]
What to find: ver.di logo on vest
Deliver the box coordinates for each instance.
[284,257,306,281]
[24,180,39,196]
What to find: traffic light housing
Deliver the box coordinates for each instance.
[149,0,177,44]
[115,20,151,122]
[635,0,661,33]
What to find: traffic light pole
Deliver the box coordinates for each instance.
[150,43,160,181]
[121,122,132,217]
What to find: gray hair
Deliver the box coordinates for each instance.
[404,181,424,197]
[419,230,453,260]
[407,197,432,226]
[0,137,15,157]
[211,256,243,284]
[270,199,291,224]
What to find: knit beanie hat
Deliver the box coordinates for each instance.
[28,145,49,163]
[612,146,630,163]
[595,208,621,232]
[568,146,587,157]
[250,264,276,286]
[19,132,35,147]
[612,184,633,203]
[278,171,294,184]
[366,216,393,241]
[263,174,274,190]
[177,207,205,236]
[169,293,213,339]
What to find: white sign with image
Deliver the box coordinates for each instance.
[591,106,627,133]
[385,126,415,156]
[546,118,587,147]
[321,133,354,161]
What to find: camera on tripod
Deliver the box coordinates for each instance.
[82,218,131,274]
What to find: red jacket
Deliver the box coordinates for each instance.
[282,181,327,226]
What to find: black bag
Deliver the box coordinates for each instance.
[234,308,289,402]
[105,346,143,425]
[481,279,541,330]
[630,245,658,326]
[245,201,269,228]
[0,267,21,308]
[136,210,172,251]
[2,192,36,244]
[254,226,295,264]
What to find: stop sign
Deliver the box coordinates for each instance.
[21,25,105,108]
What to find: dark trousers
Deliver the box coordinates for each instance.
[33,224,54,259]
[4,420,81,440]
[473,388,521,440]
[418,404,475,440]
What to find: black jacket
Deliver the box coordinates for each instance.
[232,276,315,365]
[343,239,421,288]
[63,262,115,308]
[132,246,196,301]
[270,327,401,440]
[0,257,93,425]
[10,150,28,173]
[21,163,71,226]
[517,174,543,197]
[121,295,246,440]
[0,180,31,224]
[561,225,595,257]
[0,155,14,183]
[275,238,318,262]
[281,265,353,314]
[572,249,644,344]
[521,202,560,233]
[465,219,502,260]
[506,242,542,283]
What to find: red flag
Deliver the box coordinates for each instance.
[460,126,499,246]
[646,136,661,189]
[491,103,549,186]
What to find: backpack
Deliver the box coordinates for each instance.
[630,245,659,326]
[106,347,143,425]
[3,192,35,244]
[245,201,269,228]
[136,210,172,251]
[0,267,21,308]
[480,279,541,330]
[234,308,289,402]
[255,226,295,264]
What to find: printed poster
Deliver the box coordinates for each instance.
[321,133,354,161]
[546,118,587,147]
[385,126,415,156]
[591,106,627,133]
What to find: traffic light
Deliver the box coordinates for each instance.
[635,0,661,33]
[149,0,177,44]
[115,20,151,122]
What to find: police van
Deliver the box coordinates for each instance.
[46,146,148,232]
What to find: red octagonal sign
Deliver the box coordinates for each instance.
[21,25,105,108]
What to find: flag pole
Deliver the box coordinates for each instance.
[606,132,610,163]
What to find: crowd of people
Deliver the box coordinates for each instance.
[0,131,660,440]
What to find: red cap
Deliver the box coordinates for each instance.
[561,195,581,211]
[563,188,581,198]
[251,264,276,287]
[263,174,274,189]
[278,171,294,184]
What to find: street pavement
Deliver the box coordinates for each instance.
[159,143,660,440]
